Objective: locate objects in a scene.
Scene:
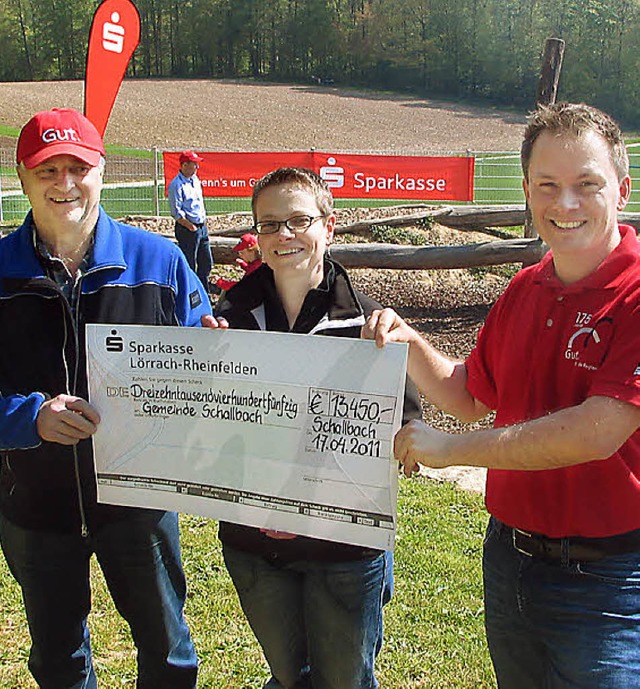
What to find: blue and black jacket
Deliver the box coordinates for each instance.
[0,207,211,533]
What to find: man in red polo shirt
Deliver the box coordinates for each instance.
[364,102,640,688]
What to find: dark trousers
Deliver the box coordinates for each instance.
[0,511,198,689]
[483,516,640,689]
[175,222,213,293]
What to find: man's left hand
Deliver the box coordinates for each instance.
[394,419,454,476]
[36,394,100,445]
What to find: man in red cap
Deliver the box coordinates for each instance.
[168,150,213,296]
[0,108,205,688]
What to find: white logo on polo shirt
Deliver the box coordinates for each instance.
[564,315,613,370]
[567,327,600,350]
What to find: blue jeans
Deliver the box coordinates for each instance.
[483,516,640,689]
[0,510,197,689]
[175,222,213,293]
[223,545,393,689]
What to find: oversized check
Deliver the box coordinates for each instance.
[87,324,408,550]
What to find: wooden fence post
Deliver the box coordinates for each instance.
[524,37,566,240]
[537,38,566,106]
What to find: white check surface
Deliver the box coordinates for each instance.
[87,324,407,550]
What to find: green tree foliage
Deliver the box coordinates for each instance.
[1,0,639,125]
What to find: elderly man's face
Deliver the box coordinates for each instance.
[18,154,103,232]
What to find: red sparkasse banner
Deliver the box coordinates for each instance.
[163,152,474,201]
[85,0,140,137]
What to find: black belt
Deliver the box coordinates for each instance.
[506,524,640,563]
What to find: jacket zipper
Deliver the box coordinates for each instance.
[61,283,90,538]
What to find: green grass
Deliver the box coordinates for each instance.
[0,478,494,689]
[0,125,21,137]
[104,145,154,159]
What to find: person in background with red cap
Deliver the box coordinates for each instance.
[168,150,213,296]
[214,232,262,293]
[0,108,208,689]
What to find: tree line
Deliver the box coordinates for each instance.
[1,0,639,127]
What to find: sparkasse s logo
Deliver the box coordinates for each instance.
[106,329,124,352]
[102,11,126,53]
[319,157,345,188]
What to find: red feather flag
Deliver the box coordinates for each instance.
[84,0,140,137]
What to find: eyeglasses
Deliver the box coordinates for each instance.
[254,214,326,235]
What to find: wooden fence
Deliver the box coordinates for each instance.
[201,205,640,270]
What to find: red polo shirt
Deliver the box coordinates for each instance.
[466,225,640,537]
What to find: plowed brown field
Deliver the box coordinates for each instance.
[0,78,524,152]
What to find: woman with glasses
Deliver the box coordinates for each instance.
[214,167,421,689]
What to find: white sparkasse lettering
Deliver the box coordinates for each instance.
[42,127,81,144]
[353,172,446,194]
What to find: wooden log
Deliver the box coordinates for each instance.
[435,205,525,230]
[617,211,640,229]
[211,237,548,269]
[328,239,548,269]
[333,205,523,234]
[333,207,454,235]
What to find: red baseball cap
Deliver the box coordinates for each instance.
[179,150,204,164]
[17,108,106,169]
[233,233,259,251]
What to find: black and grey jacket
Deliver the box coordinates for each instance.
[0,208,210,534]
[216,258,422,562]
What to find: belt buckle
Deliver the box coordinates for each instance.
[512,528,535,557]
